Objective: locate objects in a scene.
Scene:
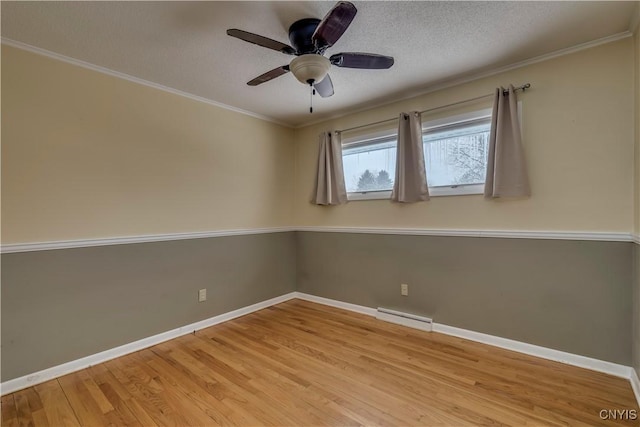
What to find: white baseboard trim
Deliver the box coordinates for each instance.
[432,323,631,379]
[631,368,640,407]
[0,292,297,396]
[294,292,635,381]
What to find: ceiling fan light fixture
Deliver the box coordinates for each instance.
[290,54,330,85]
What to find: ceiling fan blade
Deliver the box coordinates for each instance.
[312,1,357,50]
[330,52,394,69]
[314,74,334,98]
[227,29,296,55]
[247,65,290,86]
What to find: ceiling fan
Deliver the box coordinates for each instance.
[226,1,394,100]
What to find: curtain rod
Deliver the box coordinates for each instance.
[336,83,531,134]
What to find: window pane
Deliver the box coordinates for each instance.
[423,122,490,187]
[343,139,396,192]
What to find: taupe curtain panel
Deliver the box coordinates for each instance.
[311,131,348,205]
[484,85,531,198]
[391,112,429,202]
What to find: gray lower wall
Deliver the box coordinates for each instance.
[1,232,296,381]
[296,232,632,365]
[633,243,640,378]
[1,230,635,383]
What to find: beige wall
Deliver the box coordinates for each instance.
[3,39,635,243]
[1,45,295,244]
[293,39,635,232]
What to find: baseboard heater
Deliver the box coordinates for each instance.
[375,307,433,332]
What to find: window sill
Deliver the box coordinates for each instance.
[348,190,392,201]
[429,183,484,197]
[347,184,484,201]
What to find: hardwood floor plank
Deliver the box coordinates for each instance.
[88,362,156,426]
[1,394,19,427]
[57,373,114,426]
[120,397,159,427]
[14,388,36,427]
[142,349,246,426]
[129,349,230,426]
[155,341,301,426]
[29,409,50,427]
[104,354,194,426]
[33,381,80,427]
[191,334,360,426]
[75,369,115,414]
[3,299,638,426]
[198,329,369,426]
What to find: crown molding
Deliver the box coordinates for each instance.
[0,38,292,129]
[297,31,632,129]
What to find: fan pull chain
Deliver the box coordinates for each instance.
[309,84,315,113]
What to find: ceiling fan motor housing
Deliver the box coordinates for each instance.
[288,18,321,54]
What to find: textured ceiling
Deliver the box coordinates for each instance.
[2,1,637,127]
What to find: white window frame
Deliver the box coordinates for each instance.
[420,108,492,197]
[342,128,398,200]
[344,108,498,201]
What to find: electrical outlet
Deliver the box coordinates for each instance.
[401,283,409,296]
[198,288,207,302]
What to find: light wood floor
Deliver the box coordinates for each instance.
[2,299,638,426]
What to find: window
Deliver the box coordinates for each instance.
[342,109,492,200]
[342,132,397,199]
[422,112,491,196]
